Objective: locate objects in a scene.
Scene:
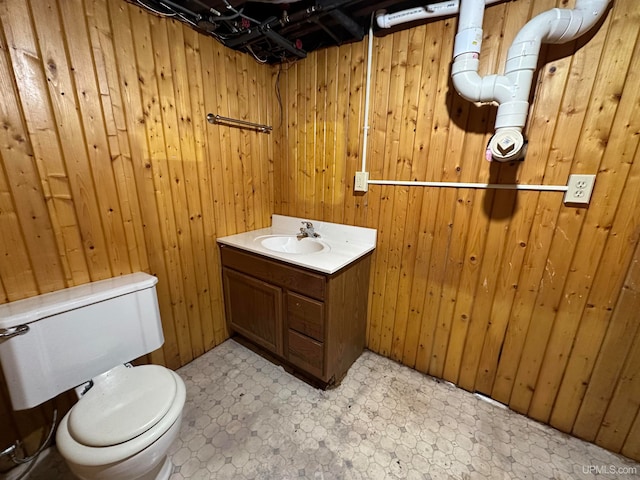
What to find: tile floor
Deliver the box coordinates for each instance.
[13,339,640,479]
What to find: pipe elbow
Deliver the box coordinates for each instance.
[514,9,561,46]
[452,69,483,103]
[375,10,389,29]
[452,54,514,103]
[564,0,611,40]
[515,0,610,46]
[543,9,586,44]
[452,66,512,104]
[451,56,484,103]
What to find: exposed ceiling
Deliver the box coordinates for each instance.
[130,0,446,64]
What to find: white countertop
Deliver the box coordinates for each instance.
[217,215,377,274]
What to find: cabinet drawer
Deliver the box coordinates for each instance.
[220,246,325,300]
[288,330,323,379]
[287,292,324,342]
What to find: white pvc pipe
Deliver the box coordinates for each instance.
[452,0,610,160]
[375,0,504,30]
[361,20,374,173]
[367,0,608,170]
[367,179,568,192]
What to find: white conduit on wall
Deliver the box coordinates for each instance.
[361,15,374,174]
[358,0,610,193]
[367,180,568,192]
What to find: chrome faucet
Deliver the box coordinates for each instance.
[298,221,320,238]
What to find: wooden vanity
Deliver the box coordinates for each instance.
[220,244,372,387]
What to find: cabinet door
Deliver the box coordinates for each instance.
[223,268,283,356]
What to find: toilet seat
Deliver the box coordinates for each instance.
[67,364,177,447]
[56,366,186,468]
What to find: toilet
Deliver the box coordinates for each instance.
[0,273,186,480]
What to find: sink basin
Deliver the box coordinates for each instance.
[217,215,377,273]
[258,235,329,254]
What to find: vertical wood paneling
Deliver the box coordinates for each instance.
[573,210,640,442]
[473,1,572,395]
[344,41,366,228]
[548,33,640,432]
[490,4,606,405]
[0,0,272,458]
[433,1,508,381]
[183,27,222,349]
[86,0,149,274]
[60,0,132,277]
[525,0,639,423]
[402,19,446,370]
[27,0,105,283]
[0,1,73,291]
[365,33,392,355]
[304,51,317,221]
[0,155,38,301]
[377,29,410,358]
[108,0,178,368]
[413,16,458,375]
[315,49,328,222]
[133,9,193,365]
[273,0,640,462]
[332,47,350,225]
[225,47,247,232]
[390,25,428,364]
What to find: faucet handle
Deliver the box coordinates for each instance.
[302,221,313,228]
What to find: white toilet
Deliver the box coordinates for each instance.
[0,273,186,480]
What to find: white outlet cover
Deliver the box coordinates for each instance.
[354,171,369,192]
[564,174,596,205]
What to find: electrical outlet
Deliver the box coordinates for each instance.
[564,174,596,205]
[354,171,369,192]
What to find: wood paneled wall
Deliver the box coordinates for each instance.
[0,0,273,466]
[273,0,640,461]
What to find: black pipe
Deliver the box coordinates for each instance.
[263,29,307,58]
[158,0,198,17]
[328,8,364,39]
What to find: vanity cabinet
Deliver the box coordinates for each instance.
[220,245,372,387]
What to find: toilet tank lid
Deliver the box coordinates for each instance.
[0,273,158,330]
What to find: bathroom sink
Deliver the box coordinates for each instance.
[258,235,329,254]
[217,215,377,274]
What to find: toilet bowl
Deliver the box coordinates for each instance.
[0,273,186,480]
[56,365,186,480]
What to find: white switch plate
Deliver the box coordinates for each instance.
[354,171,369,192]
[564,174,596,205]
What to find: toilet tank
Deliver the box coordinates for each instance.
[0,273,164,410]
